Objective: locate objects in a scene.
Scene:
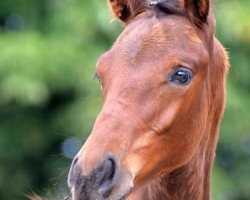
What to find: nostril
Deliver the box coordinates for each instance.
[100,158,116,184]
[68,155,119,199]
[97,157,118,197]
[106,158,116,181]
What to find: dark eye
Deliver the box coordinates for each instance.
[93,72,100,82]
[171,68,193,85]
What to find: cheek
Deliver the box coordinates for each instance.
[125,154,144,181]
[154,99,181,131]
[125,132,155,178]
[126,128,200,185]
[134,88,181,128]
[125,95,209,183]
[159,92,209,167]
[124,132,168,185]
[125,134,184,186]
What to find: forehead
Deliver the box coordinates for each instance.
[97,14,208,73]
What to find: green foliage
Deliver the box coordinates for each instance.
[211,1,250,199]
[0,0,249,199]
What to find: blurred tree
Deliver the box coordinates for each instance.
[0,0,249,199]
[0,0,121,199]
[212,1,250,199]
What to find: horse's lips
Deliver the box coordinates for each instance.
[65,190,129,200]
[64,181,133,200]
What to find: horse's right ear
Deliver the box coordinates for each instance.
[182,0,210,23]
[108,0,149,24]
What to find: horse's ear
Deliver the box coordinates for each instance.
[108,0,149,24]
[182,0,210,22]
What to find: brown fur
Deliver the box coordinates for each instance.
[182,0,210,21]
[68,0,229,199]
[108,0,150,23]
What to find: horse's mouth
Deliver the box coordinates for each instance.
[65,189,130,200]
[65,197,126,200]
[64,195,127,200]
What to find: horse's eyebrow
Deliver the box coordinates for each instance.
[154,0,184,16]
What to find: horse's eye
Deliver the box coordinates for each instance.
[171,68,193,85]
[93,72,100,82]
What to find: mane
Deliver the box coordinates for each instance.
[151,0,184,16]
[151,0,207,28]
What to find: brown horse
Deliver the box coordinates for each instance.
[68,0,229,199]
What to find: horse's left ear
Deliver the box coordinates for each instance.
[108,0,149,24]
[182,0,210,22]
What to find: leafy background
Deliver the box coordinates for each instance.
[0,0,249,199]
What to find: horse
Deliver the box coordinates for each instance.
[67,0,229,199]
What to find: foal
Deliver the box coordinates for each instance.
[68,0,228,199]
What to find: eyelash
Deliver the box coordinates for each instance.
[93,72,101,82]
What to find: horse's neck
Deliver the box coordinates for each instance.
[129,138,215,200]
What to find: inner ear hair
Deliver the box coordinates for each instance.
[184,0,210,22]
[194,0,210,20]
[108,0,131,22]
[108,0,149,23]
